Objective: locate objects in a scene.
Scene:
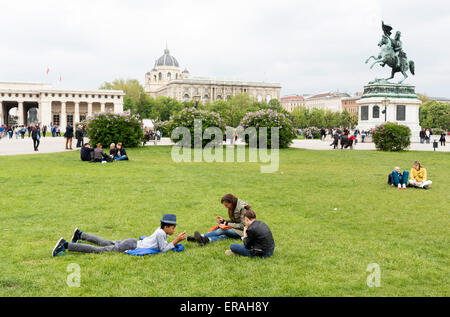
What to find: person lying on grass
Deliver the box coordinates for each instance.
[408,160,432,190]
[52,214,186,257]
[226,209,275,258]
[188,193,251,246]
[388,166,409,189]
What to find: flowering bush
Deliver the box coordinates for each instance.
[85,110,144,148]
[165,107,225,148]
[239,109,296,148]
[372,123,411,151]
[304,127,321,139]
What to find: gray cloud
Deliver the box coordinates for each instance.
[0,0,449,97]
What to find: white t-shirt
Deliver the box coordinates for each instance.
[136,228,174,253]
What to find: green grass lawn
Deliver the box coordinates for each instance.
[0,146,448,297]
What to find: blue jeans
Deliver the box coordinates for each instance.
[114,155,128,161]
[392,170,409,186]
[204,228,240,243]
[230,244,274,258]
[420,138,425,144]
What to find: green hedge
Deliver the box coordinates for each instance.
[372,123,411,151]
[85,110,144,148]
[240,109,296,148]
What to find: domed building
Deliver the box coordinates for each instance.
[144,47,281,103]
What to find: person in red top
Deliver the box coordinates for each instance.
[348,134,356,149]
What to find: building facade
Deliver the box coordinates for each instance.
[304,92,350,112]
[280,95,305,112]
[144,48,281,103]
[341,96,361,116]
[0,82,124,130]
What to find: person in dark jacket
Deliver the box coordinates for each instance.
[80,143,94,161]
[114,142,128,161]
[65,124,74,150]
[227,209,275,258]
[75,125,84,148]
[31,125,41,151]
[440,132,446,147]
[330,133,340,149]
[92,143,112,163]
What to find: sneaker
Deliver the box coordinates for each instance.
[194,231,210,246]
[187,235,196,242]
[52,238,67,257]
[398,184,401,189]
[402,184,407,189]
[225,250,235,256]
[423,185,429,190]
[71,228,83,243]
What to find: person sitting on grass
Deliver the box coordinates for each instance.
[388,166,409,189]
[188,194,250,246]
[109,143,116,158]
[226,209,275,258]
[114,142,129,161]
[92,143,112,163]
[80,143,94,162]
[408,161,432,190]
[52,214,186,256]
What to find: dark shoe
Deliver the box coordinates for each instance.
[187,235,196,242]
[194,231,210,246]
[423,185,429,190]
[71,227,83,243]
[52,238,67,257]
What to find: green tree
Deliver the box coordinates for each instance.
[308,108,325,128]
[419,100,450,130]
[290,106,310,128]
[100,79,145,113]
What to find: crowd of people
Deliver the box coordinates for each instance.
[52,193,275,259]
[80,142,129,163]
[143,127,162,145]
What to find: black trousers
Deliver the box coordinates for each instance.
[33,138,40,150]
[76,138,84,148]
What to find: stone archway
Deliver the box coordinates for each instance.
[1,101,18,126]
[24,102,39,124]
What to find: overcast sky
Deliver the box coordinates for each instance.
[1,0,449,97]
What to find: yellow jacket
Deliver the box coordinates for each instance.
[410,167,427,183]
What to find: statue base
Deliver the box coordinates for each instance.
[357,82,422,142]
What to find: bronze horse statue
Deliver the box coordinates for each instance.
[365,23,415,84]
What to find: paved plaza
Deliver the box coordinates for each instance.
[0,135,447,156]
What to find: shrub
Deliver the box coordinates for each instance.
[372,123,411,151]
[304,127,321,139]
[239,109,296,148]
[85,110,144,148]
[165,107,225,148]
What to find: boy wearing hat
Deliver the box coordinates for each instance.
[52,214,186,256]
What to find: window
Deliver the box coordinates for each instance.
[53,114,60,126]
[80,115,86,122]
[167,72,171,81]
[361,106,369,120]
[154,75,157,81]
[372,106,380,119]
[67,114,74,125]
[216,95,222,100]
[397,105,406,121]
[203,94,209,101]
[159,72,162,80]
[183,94,190,101]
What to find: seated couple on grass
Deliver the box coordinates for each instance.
[109,142,129,161]
[52,214,187,257]
[187,193,275,258]
[388,160,433,190]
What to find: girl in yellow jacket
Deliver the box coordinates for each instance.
[408,161,432,189]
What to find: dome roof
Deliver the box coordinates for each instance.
[155,48,179,68]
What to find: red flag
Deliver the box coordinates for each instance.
[46,66,50,75]
[59,74,62,82]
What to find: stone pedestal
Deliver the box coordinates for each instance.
[357,82,422,142]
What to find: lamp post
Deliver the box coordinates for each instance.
[193,95,201,109]
[381,97,389,122]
